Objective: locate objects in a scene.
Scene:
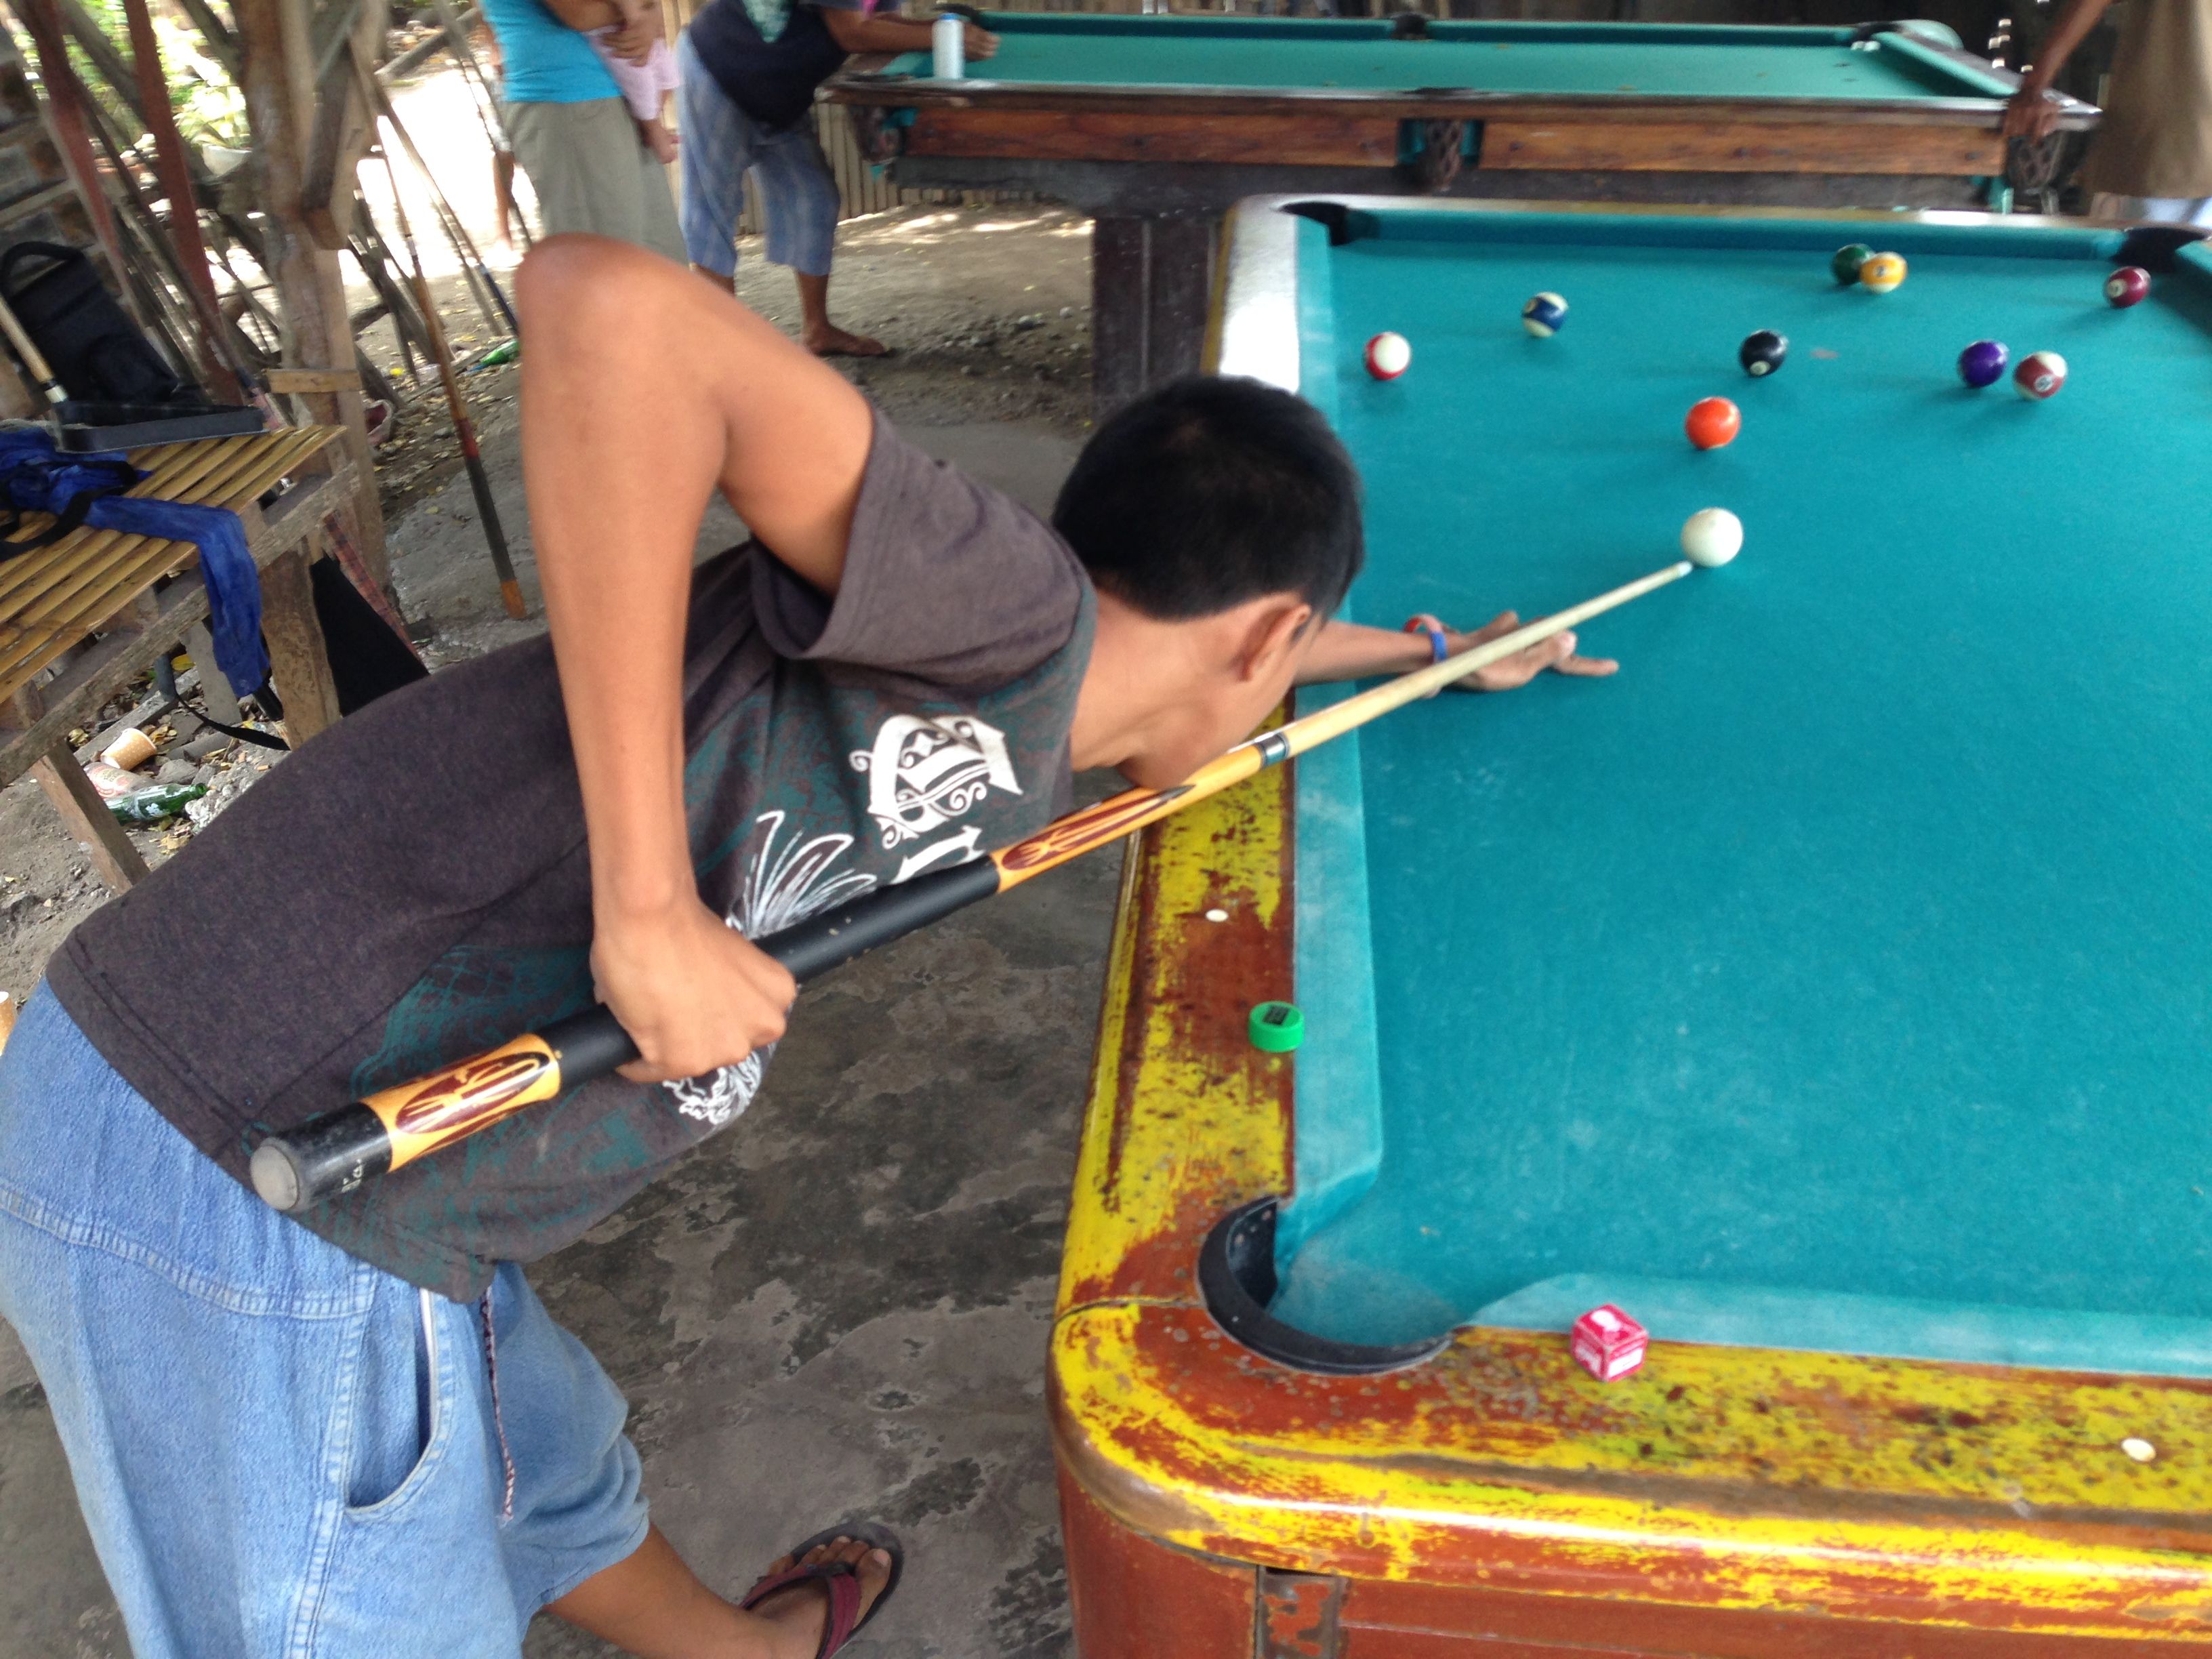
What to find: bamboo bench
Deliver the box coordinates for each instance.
[0,425,352,888]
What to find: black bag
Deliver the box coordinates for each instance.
[310,555,428,716]
[0,241,197,407]
[183,559,428,749]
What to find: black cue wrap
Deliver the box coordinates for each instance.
[249,857,1008,1213]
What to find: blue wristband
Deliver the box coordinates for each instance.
[1403,615,1450,663]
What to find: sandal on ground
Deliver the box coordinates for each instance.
[739,1521,904,1658]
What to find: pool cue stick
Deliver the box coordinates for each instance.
[354,49,527,621]
[364,70,522,340]
[0,289,70,409]
[248,559,1695,1213]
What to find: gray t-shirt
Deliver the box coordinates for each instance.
[49,412,1094,1300]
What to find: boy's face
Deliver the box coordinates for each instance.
[1113,602,1319,790]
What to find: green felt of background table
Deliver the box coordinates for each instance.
[884,16,2012,101]
[1263,207,2212,1374]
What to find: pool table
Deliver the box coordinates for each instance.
[1050,198,2212,1656]
[825,16,2096,404]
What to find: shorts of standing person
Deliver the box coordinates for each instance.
[0,989,651,1659]
[2088,191,2212,227]
[506,96,686,262]
[676,32,840,279]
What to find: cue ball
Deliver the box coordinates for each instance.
[1364,331,1411,380]
[1957,338,2008,388]
[1521,291,1568,337]
[1738,329,1788,377]
[1680,508,1742,567]
[1831,242,1875,285]
[2105,265,2151,308]
[1685,396,1741,450]
[2014,349,2067,400]
[1858,251,1908,294]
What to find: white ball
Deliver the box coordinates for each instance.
[1364,331,1411,380]
[1681,507,1743,568]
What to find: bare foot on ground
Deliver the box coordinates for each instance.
[804,324,889,358]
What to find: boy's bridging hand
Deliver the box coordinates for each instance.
[1437,610,1618,690]
[1294,613,1618,691]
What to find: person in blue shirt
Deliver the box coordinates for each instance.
[483,0,686,259]
[679,0,992,355]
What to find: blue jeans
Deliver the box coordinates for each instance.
[0,991,650,1657]
[676,33,840,279]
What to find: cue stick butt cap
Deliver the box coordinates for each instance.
[249,1139,306,1212]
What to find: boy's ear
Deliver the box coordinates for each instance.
[1239,598,1316,682]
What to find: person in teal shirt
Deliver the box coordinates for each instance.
[484,0,685,259]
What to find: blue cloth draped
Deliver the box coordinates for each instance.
[0,427,267,698]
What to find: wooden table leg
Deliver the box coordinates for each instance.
[261,543,342,746]
[1092,212,1222,414]
[31,742,149,891]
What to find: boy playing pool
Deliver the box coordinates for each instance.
[0,234,1609,1658]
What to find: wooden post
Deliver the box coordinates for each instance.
[119,0,241,399]
[16,0,131,291]
[31,743,149,890]
[260,543,343,743]
[235,0,390,592]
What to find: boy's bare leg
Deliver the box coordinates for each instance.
[796,272,885,358]
[548,1523,893,1658]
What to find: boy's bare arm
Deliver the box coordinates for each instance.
[517,237,875,1082]
[1296,614,1616,691]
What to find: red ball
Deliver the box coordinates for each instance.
[1685,396,1741,451]
[2013,350,2068,401]
[2104,266,2151,308]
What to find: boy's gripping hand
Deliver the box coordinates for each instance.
[517,239,873,1095]
[594,895,797,1084]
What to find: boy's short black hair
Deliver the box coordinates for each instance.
[1052,375,1363,623]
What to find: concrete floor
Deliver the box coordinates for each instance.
[0,413,1103,1659]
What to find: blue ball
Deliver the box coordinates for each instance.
[1521,291,1568,338]
[1959,339,2009,389]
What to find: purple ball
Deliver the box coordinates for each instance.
[1959,339,2009,389]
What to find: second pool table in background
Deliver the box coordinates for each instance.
[826,14,2097,403]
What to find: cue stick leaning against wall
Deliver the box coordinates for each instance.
[249,559,1698,1214]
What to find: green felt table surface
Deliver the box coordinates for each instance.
[880,15,2014,101]
[1256,207,2212,1376]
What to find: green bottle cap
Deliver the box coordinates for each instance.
[1248,1001,1304,1053]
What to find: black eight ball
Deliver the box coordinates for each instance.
[1738,329,1788,377]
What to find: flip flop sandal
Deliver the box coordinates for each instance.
[739,1521,904,1658]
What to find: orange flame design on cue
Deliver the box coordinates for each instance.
[372,1036,565,1164]
[998,787,1191,874]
